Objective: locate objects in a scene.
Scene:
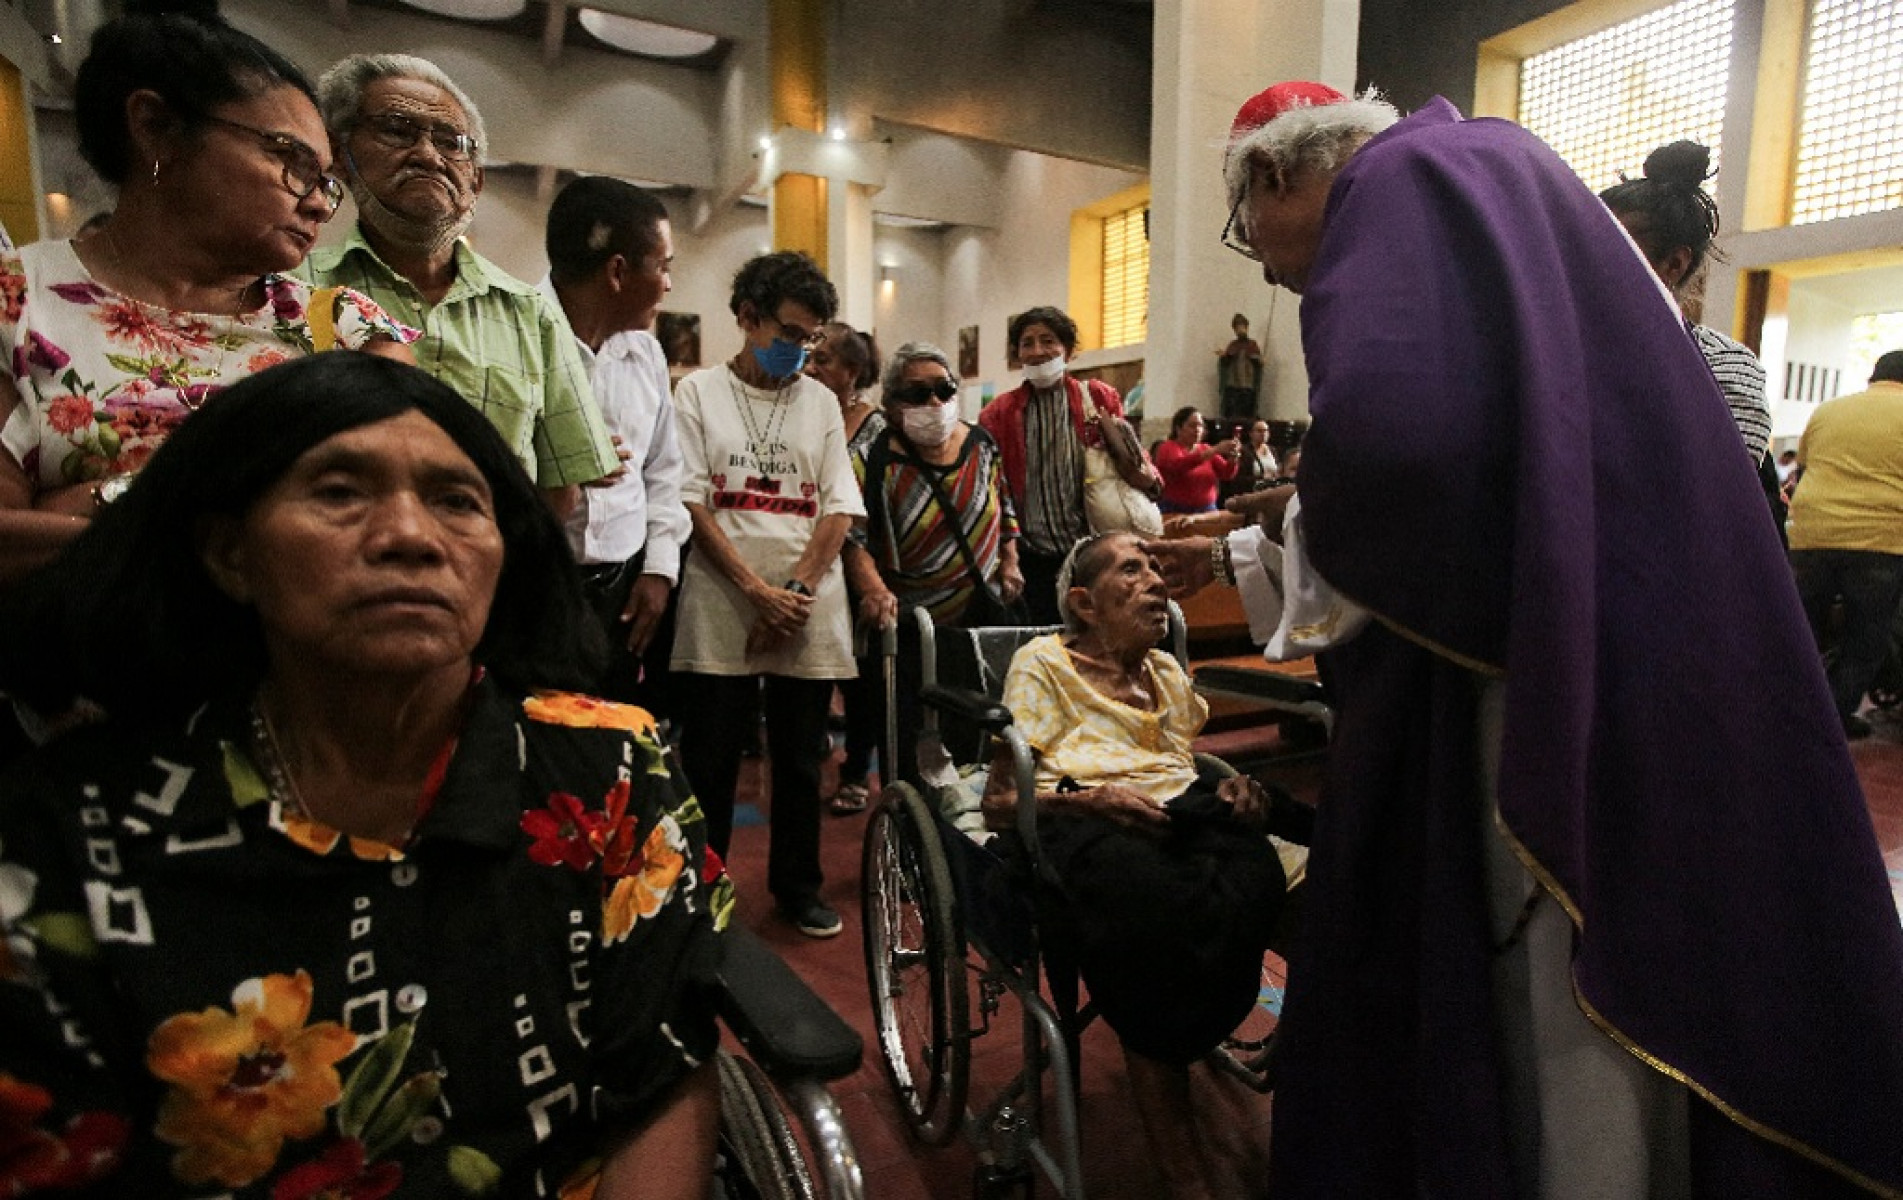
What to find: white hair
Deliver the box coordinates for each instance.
[1223,89,1399,209]
[317,53,488,165]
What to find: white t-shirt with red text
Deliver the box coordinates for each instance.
[670,365,865,679]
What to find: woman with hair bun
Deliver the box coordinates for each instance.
[1602,140,1772,464]
[0,0,415,581]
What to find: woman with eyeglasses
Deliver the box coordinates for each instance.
[0,1,414,582]
[842,342,1022,788]
[670,252,864,939]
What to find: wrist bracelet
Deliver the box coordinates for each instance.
[784,579,813,598]
[1209,536,1234,587]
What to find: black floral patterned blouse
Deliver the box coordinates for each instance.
[0,679,731,1198]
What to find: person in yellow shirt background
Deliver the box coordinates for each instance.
[1788,349,1903,738]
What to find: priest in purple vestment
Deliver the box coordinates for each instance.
[1153,81,1903,1198]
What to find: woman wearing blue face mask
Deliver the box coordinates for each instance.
[842,343,1023,787]
[670,252,866,940]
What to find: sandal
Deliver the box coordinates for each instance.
[829,783,871,815]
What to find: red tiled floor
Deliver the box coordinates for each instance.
[720,708,1903,1197]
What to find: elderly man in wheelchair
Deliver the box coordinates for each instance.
[863,528,1301,1200]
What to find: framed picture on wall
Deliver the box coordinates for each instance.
[657,312,701,368]
[958,325,980,378]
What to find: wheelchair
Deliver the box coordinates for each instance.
[860,605,1303,1198]
[713,923,866,1199]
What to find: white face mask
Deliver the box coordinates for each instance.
[1024,356,1067,389]
[898,400,961,447]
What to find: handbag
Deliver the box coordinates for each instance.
[1078,384,1164,537]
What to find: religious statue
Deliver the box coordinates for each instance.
[1217,312,1263,418]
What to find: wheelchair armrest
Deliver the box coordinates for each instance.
[1192,665,1327,706]
[920,683,1014,733]
[714,925,863,1082]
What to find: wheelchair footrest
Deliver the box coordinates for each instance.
[714,925,864,1082]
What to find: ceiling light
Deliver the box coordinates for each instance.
[759,136,773,151]
[830,127,846,141]
[396,0,526,19]
[578,9,720,59]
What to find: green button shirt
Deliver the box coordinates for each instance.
[301,226,617,486]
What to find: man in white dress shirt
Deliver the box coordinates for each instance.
[541,176,689,711]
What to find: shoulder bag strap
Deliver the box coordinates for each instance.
[899,429,1001,600]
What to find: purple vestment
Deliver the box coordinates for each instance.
[1276,98,1903,1196]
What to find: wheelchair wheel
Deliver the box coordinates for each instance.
[716,1049,818,1200]
[861,782,969,1146]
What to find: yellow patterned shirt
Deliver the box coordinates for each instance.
[1000,634,1208,805]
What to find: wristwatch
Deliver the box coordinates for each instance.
[91,474,133,509]
[784,579,814,598]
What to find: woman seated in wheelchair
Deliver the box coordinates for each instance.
[982,530,1286,1200]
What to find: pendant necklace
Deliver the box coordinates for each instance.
[733,371,796,468]
[102,225,256,410]
[249,698,312,822]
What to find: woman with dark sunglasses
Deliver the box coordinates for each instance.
[842,342,1022,788]
[0,1,414,584]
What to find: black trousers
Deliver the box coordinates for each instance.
[677,672,832,906]
[1791,548,1903,721]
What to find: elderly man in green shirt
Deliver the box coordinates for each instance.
[303,53,617,511]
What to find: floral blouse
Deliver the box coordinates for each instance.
[0,680,731,1197]
[0,240,417,491]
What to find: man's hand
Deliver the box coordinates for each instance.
[1140,536,1217,598]
[621,574,672,655]
[747,583,813,637]
[858,587,899,631]
[1216,774,1270,831]
[1224,482,1296,541]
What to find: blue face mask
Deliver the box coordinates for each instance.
[753,338,809,380]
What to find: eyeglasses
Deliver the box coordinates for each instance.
[890,378,958,406]
[768,316,826,349]
[1221,198,1261,262]
[355,112,480,163]
[202,116,345,218]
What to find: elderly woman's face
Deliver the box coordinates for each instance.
[803,332,859,402]
[188,86,340,275]
[1015,323,1069,367]
[1073,533,1169,643]
[202,411,504,682]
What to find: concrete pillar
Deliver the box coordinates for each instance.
[767,0,878,322]
[1145,0,1359,432]
[768,0,828,264]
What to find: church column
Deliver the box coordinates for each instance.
[767,0,879,328]
[1145,0,1359,432]
[768,0,828,265]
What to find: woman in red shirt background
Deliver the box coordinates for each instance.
[1153,406,1240,513]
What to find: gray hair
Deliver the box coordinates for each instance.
[317,53,488,165]
[880,341,954,399]
[1055,532,1120,635]
[1222,91,1399,209]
